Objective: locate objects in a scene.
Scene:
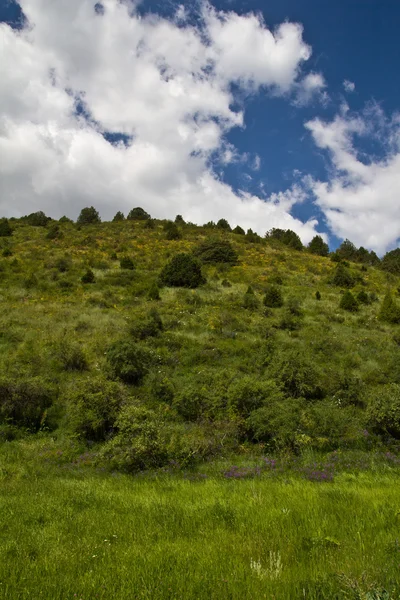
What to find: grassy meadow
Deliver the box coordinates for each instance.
[1,212,400,597]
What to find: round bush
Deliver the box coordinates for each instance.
[107,340,151,384]
[263,285,284,308]
[159,253,206,288]
[366,384,400,438]
[339,290,359,312]
[0,377,55,431]
[194,238,238,265]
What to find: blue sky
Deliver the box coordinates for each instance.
[1,0,400,252]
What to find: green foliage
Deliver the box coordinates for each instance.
[246,228,261,243]
[263,285,284,308]
[25,211,51,227]
[119,256,135,270]
[357,290,371,305]
[130,308,163,340]
[269,350,323,399]
[46,224,62,240]
[232,225,245,235]
[366,383,400,438]
[243,286,259,310]
[336,239,357,261]
[315,290,321,300]
[81,268,95,284]
[175,214,185,224]
[147,281,161,301]
[58,215,73,223]
[77,206,101,225]
[247,398,302,449]
[379,290,400,323]
[163,221,182,240]
[266,228,303,251]
[112,211,125,222]
[55,338,88,372]
[99,404,168,471]
[194,238,238,265]
[159,253,206,288]
[107,340,151,384]
[65,378,126,441]
[381,248,400,274]
[216,218,231,231]
[308,235,329,256]
[127,207,151,220]
[332,263,355,288]
[2,247,12,257]
[227,377,281,417]
[0,377,55,431]
[339,290,359,312]
[0,218,12,237]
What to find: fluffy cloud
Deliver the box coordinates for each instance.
[294,72,328,106]
[0,0,320,241]
[343,79,355,93]
[305,104,400,253]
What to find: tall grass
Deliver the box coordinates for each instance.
[0,439,399,599]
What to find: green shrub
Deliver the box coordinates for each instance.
[265,228,303,250]
[233,225,245,235]
[339,290,359,312]
[159,253,206,288]
[65,378,126,441]
[2,247,12,257]
[379,290,400,324]
[148,281,161,301]
[81,268,95,284]
[127,207,151,220]
[55,257,71,272]
[25,211,51,227]
[216,218,231,231]
[308,235,329,256]
[77,206,101,225]
[56,339,88,371]
[163,221,182,240]
[263,285,284,308]
[243,286,259,310]
[175,214,185,224]
[130,309,163,340]
[112,211,125,222]
[0,377,55,431]
[366,384,400,438]
[46,224,62,240]
[107,340,151,384]
[120,256,135,270]
[269,350,323,399]
[247,398,303,450]
[227,377,282,417]
[357,290,370,305]
[99,404,168,471]
[194,238,238,265]
[381,248,400,274]
[0,218,12,237]
[173,385,209,421]
[332,263,355,288]
[315,290,321,300]
[59,215,73,223]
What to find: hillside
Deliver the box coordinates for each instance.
[1,211,400,468]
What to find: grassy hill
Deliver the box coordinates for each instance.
[1,214,400,464]
[2,213,400,599]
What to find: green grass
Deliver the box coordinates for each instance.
[1,439,400,600]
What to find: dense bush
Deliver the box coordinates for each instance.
[227,377,282,417]
[65,378,126,441]
[332,263,355,288]
[269,350,323,400]
[107,340,151,384]
[233,225,245,235]
[194,238,238,265]
[0,218,12,237]
[163,221,182,240]
[263,285,284,308]
[265,228,303,251]
[308,235,329,256]
[159,253,206,288]
[81,268,95,283]
[127,207,151,220]
[147,281,161,301]
[379,290,400,323]
[216,218,231,231]
[130,309,163,340]
[0,377,55,431]
[112,211,125,222]
[46,224,62,240]
[381,248,400,274]
[243,286,259,310]
[366,384,400,438]
[247,398,303,450]
[25,211,51,227]
[339,290,359,312]
[56,339,88,372]
[120,256,135,270]
[77,206,101,225]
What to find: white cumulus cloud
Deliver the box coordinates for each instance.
[0,0,321,242]
[343,79,355,93]
[305,104,400,254]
